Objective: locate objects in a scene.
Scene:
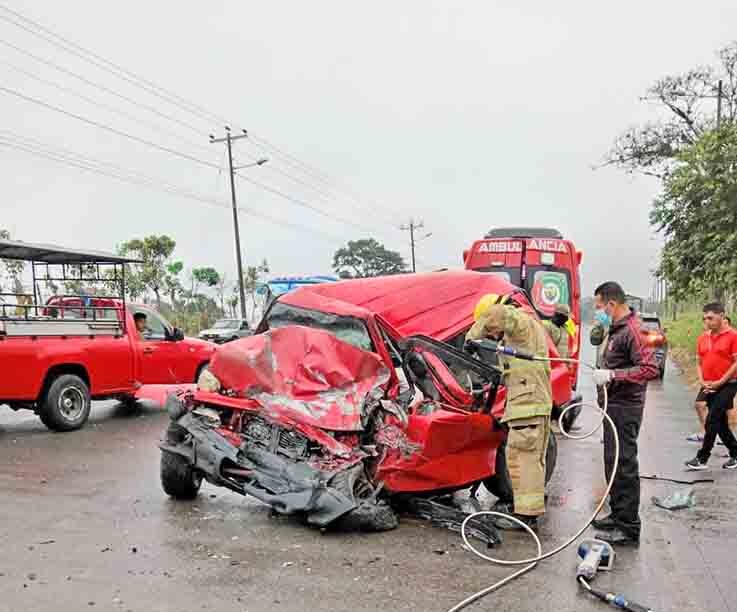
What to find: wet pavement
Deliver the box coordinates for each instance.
[2,347,736,612]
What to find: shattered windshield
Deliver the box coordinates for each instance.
[266,302,374,352]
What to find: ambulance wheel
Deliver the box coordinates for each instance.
[38,374,91,432]
[484,431,558,500]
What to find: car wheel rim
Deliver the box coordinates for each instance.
[58,387,85,422]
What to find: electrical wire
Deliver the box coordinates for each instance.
[0,38,209,138]
[447,369,618,612]
[247,134,402,223]
[0,84,395,236]
[0,4,403,223]
[0,134,345,242]
[233,171,384,234]
[0,40,390,225]
[0,83,220,169]
[0,5,225,128]
[0,59,220,160]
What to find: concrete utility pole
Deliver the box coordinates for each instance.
[400,219,431,273]
[209,128,267,319]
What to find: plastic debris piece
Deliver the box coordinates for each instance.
[652,488,695,511]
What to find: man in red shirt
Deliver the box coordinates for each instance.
[686,303,737,470]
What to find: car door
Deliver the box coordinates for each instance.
[133,307,181,384]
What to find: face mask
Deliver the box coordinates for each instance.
[594,309,612,327]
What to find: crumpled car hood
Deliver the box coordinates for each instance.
[207,326,390,431]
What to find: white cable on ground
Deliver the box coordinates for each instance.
[448,366,618,612]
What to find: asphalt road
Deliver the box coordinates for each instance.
[2,350,736,612]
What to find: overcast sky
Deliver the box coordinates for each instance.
[2,1,736,298]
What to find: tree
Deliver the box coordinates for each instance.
[604,42,737,178]
[227,285,239,317]
[243,259,270,317]
[333,239,407,278]
[119,235,177,308]
[0,229,25,296]
[215,273,229,314]
[189,267,220,301]
[650,125,737,300]
[163,261,184,307]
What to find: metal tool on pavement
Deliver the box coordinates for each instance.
[576,538,615,580]
[576,539,654,612]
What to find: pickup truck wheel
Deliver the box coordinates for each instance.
[161,450,202,499]
[39,374,91,432]
[483,429,558,501]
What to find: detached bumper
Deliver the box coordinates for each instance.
[161,411,359,527]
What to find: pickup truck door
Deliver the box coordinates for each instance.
[132,307,181,384]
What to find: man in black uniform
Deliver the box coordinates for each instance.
[591,281,658,545]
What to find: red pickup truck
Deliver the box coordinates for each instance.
[0,239,214,431]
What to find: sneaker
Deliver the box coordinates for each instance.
[686,433,705,443]
[723,457,737,470]
[685,456,709,471]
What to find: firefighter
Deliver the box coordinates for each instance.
[542,303,574,359]
[466,293,552,527]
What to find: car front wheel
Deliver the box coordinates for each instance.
[161,450,202,499]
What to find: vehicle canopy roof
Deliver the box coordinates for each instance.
[0,239,142,264]
[278,270,532,340]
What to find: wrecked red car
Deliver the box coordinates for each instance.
[159,271,568,533]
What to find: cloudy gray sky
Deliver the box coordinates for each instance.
[2,1,736,298]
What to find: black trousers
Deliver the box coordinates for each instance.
[603,398,644,538]
[698,382,737,462]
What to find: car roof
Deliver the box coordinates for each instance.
[278,269,531,339]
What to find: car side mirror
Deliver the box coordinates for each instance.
[170,327,184,341]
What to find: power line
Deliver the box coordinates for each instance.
[234,170,383,234]
[0,132,346,241]
[247,134,401,223]
[0,38,208,138]
[0,59,219,160]
[0,4,401,224]
[0,5,225,127]
[0,40,383,214]
[1,82,395,237]
[0,83,221,168]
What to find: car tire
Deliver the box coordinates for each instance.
[484,429,557,500]
[331,466,398,532]
[38,374,91,432]
[160,450,202,499]
[230,336,239,342]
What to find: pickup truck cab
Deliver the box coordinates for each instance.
[0,239,214,431]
